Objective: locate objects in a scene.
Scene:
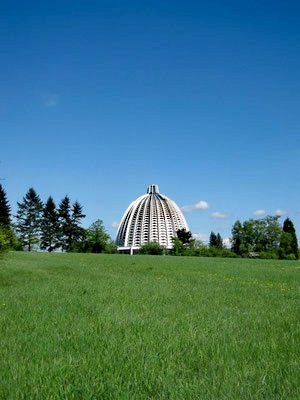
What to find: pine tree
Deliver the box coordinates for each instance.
[279,218,299,259]
[40,197,61,252]
[58,197,86,251]
[58,196,72,251]
[15,188,43,251]
[209,232,218,248]
[0,184,11,227]
[0,184,12,253]
[216,233,224,249]
[70,201,86,249]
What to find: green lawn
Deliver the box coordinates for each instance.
[1,252,299,399]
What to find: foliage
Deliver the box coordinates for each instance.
[0,225,22,253]
[0,184,11,227]
[80,219,115,253]
[170,228,194,255]
[71,201,86,245]
[279,218,299,259]
[14,190,88,252]
[138,241,165,255]
[40,197,61,252]
[0,224,10,253]
[170,237,186,255]
[1,252,299,399]
[194,245,237,258]
[231,216,282,257]
[0,185,17,254]
[58,196,72,251]
[58,197,86,252]
[14,188,43,251]
[209,231,224,249]
[258,250,280,259]
[209,231,217,248]
[176,228,193,245]
[103,239,118,254]
[231,220,243,255]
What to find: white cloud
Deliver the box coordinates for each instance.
[253,209,266,216]
[274,209,287,216]
[44,94,59,107]
[210,212,229,219]
[111,221,119,229]
[181,200,210,213]
[192,233,209,243]
[223,237,231,248]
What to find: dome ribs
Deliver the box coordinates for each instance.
[116,185,189,253]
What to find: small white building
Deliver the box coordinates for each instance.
[116,184,189,254]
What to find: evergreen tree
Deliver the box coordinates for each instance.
[216,233,224,249]
[40,197,61,252]
[176,228,193,245]
[15,188,43,251]
[0,184,11,226]
[209,231,224,250]
[70,201,86,250]
[209,232,218,248]
[279,218,299,259]
[58,197,86,251]
[0,184,14,253]
[58,196,72,251]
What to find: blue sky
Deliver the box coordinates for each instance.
[1,1,300,244]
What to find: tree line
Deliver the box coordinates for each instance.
[0,185,116,254]
[231,215,298,260]
[139,216,299,260]
[0,184,299,259]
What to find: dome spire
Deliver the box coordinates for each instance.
[147,184,159,194]
[116,184,189,253]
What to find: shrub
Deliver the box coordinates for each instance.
[258,251,279,259]
[0,225,9,253]
[139,242,165,255]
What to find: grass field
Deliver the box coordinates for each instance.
[0,252,299,399]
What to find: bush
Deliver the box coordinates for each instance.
[139,242,165,255]
[258,251,279,259]
[0,225,9,253]
[0,225,21,253]
[189,246,237,258]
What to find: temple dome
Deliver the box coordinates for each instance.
[116,184,189,252]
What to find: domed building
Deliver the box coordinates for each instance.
[116,184,189,254]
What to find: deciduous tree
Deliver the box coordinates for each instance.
[231,216,282,257]
[83,219,110,253]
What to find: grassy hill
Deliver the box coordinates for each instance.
[1,252,299,399]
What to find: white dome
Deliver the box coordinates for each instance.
[116,184,189,252]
